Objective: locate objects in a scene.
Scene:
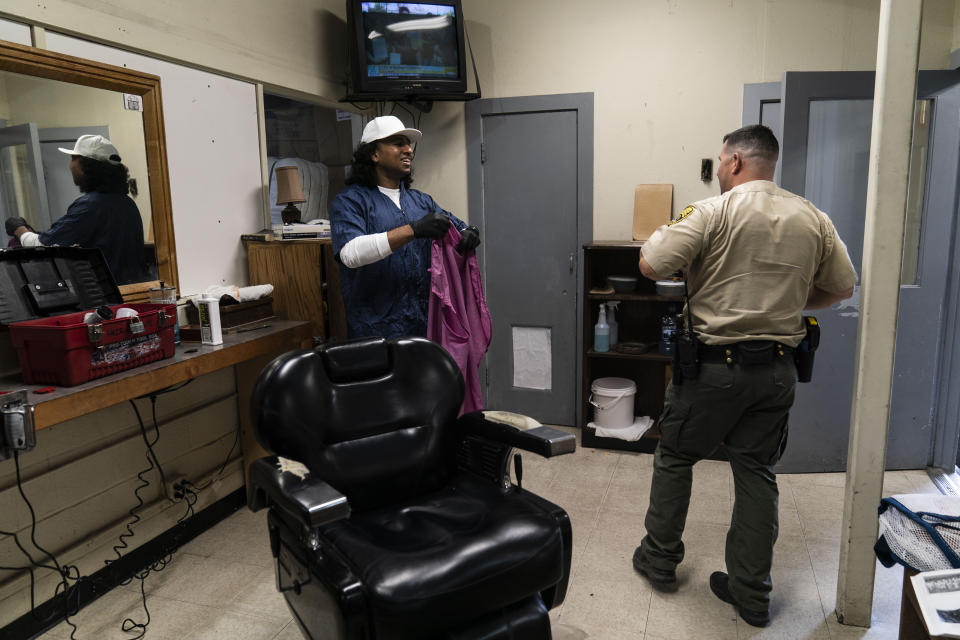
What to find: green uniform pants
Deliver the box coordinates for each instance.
[639,358,796,611]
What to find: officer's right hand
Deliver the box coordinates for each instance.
[4,217,27,237]
[410,212,451,239]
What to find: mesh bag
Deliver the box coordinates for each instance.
[875,494,960,572]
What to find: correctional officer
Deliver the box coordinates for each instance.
[330,115,480,339]
[631,124,857,627]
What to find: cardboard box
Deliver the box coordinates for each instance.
[633,184,673,241]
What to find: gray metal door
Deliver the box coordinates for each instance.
[746,71,960,472]
[466,94,593,426]
[0,122,50,241]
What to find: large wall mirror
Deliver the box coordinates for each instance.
[0,39,177,297]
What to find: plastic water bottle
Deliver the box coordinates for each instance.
[594,303,610,353]
[607,301,619,348]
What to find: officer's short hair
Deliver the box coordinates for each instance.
[722,125,779,167]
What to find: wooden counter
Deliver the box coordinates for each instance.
[0,320,312,485]
[0,320,312,429]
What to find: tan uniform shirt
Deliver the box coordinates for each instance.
[641,180,857,347]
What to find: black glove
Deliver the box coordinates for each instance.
[410,212,451,239]
[457,226,481,253]
[5,217,27,236]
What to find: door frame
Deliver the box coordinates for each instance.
[465,93,594,423]
[0,122,51,236]
[744,73,960,470]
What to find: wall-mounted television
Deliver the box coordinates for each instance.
[346,0,468,100]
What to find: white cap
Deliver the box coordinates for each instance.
[360,115,422,145]
[58,134,122,165]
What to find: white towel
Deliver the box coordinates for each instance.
[189,284,275,307]
[591,416,654,441]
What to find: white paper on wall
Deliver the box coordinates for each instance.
[512,326,552,390]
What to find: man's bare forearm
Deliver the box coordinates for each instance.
[805,284,854,310]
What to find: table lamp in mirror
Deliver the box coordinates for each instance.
[275,166,306,223]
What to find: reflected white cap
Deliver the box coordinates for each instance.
[58,134,122,165]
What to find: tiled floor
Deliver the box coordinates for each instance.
[39,428,942,639]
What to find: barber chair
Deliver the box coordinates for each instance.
[248,337,575,640]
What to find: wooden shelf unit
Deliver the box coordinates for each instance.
[244,238,347,342]
[581,242,683,453]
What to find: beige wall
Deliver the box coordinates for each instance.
[411,0,957,240]
[3,0,957,239]
[955,0,960,52]
[2,0,349,105]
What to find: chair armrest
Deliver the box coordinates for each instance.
[456,411,576,458]
[248,456,350,528]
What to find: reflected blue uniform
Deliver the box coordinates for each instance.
[39,192,145,285]
[330,183,465,339]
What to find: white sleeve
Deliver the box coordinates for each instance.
[19,231,43,247]
[339,232,393,268]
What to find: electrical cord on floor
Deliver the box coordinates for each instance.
[181,418,241,494]
[103,388,200,639]
[5,451,83,639]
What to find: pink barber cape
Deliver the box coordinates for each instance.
[427,226,492,415]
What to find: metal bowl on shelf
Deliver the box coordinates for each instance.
[655,279,685,297]
[607,275,638,293]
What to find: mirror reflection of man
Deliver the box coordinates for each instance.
[330,115,479,339]
[5,134,146,285]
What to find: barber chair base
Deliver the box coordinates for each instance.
[274,528,553,640]
[445,595,552,639]
[267,480,565,640]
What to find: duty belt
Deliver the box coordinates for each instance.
[698,340,794,365]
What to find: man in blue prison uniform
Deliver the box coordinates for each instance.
[6,134,146,285]
[330,115,480,339]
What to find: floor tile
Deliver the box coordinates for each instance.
[735,602,830,640]
[643,564,738,640]
[141,553,265,607]
[179,507,275,569]
[558,575,653,637]
[272,620,307,639]
[183,608,289,640]
[31,441,943,640]
[226,564,294,621]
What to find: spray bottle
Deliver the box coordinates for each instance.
[594,303,610,353]
[606,300,620,348]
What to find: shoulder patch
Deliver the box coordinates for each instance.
[669,205,696,226]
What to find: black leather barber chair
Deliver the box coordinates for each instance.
[248,337,576,640]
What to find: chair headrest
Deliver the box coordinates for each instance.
[320,337,391,383]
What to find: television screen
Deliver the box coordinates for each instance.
[350,1,466,96]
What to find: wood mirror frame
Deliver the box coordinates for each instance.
[0,39,178,300]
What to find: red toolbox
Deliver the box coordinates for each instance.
[0,246,177,386]
[9,303,176,386]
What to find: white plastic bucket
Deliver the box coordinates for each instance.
[589,377,636,430]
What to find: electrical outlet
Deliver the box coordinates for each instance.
[165,475,186,500]
[701,158,713,182]
[0,390,35,461]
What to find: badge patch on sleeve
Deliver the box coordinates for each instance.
[669,205,696,226]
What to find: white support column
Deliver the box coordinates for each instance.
[835,0,922,627]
